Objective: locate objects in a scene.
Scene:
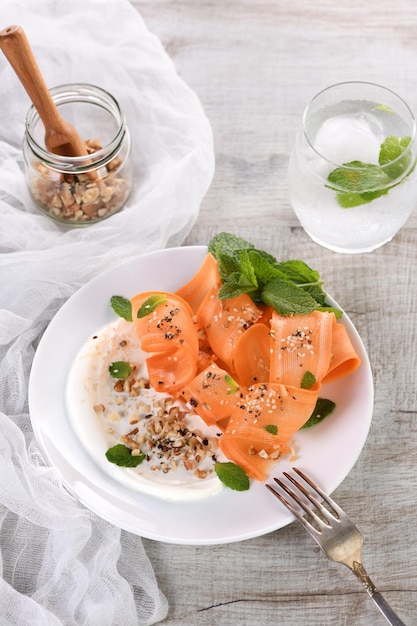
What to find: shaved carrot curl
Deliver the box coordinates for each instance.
[131,291,199,394]
[322,321,361,383]
[175,253,220,314]
[233,322,271,387]
[180,362,242,430]
[269,310,334,388]
[197,285,263,373]
[219,383,319,481]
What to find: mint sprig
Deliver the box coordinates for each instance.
[214,462,250,491]
[208,233,341,318]
[327,135,413,208]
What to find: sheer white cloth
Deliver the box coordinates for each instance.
[0,1,214,624]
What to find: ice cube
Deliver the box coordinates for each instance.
[314,112,384,165]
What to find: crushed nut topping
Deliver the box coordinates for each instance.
[104,369,220,479]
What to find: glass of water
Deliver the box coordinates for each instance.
[288,81,417,253]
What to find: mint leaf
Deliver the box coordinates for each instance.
[110,295,132,321]
[109,361,132,379]
[316,305,343,320]
[301,371,316,389]
[137,294,167,318]
[264,424,278,435]
[334,189,389,208]
[379,135,411,179]
[301,397,336,429]
[262,277,319,316]
[327,160,391,194]
[225,374,239,394]
[275,259,328,306]
[327,135,413,208]
[248,250,289,284]
[218,279,248,299]
[237,249,258,292]
[216,251,241,281]
[275,259,320,283]
[208,232,254,259]
[106,443,145,467]
[105,444,145,467]
[214,462,250,491]
[374,103,392,113]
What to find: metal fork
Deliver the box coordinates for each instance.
[266,468,406,626]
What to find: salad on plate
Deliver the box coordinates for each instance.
[66,232,361,501]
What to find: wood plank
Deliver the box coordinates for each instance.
[130,1,417,623]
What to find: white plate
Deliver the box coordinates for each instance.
[28,246,374,545]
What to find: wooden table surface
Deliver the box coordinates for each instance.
[131,2,417,624]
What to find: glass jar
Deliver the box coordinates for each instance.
[23,83,132,225]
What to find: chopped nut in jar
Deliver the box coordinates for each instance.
[29,139,131,224]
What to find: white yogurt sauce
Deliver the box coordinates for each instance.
[66,318,225,501]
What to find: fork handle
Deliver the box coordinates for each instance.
[351,563,406,625]
[368,591,407,626]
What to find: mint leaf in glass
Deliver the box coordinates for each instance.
[105,444,145,467]
[334,188,389,208]
[379,135,411,179]
[214,462,250,491]
[110,295,132,321]
[327,160,391,193]
[327,135,413,208]
[374,103,392,114]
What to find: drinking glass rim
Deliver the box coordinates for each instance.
[302,80,417,171]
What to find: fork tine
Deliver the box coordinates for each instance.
[265,482,315,533]
[290,467,345,519]
[283,469,342,526]
[265,482,301,518]
[271,475,329,531]
[267,467,346,533]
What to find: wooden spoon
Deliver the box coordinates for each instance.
[0,25,89,157]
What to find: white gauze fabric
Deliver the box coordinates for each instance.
[0,0,214,624]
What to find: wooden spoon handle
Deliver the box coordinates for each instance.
[0,25,62,128]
